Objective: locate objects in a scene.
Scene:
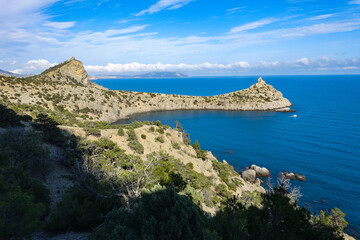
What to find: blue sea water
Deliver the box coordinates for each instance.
[94,75,360,233]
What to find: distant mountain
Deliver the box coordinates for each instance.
[0,69,19,77]
[133,72,190,78]
[0,69,33,78]
[91,72,190,80]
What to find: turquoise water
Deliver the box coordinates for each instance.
[94,76,360,233]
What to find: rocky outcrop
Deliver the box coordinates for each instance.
[249,164,271,178]
[281,172,306,181]
[42,57,89,85]
[241,169,257,182]
[0,58,294,123]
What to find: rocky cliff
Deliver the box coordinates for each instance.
[0,57,293,123]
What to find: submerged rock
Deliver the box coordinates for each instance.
[281,171,306,181]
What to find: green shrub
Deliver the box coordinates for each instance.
[0,189,47,239]
[131,121,143,128]
[141,134,146,139]
[172,142,181,150]
[117,127,125,136]
[215,184,232,201]
[47,187,116,232]
[91,187,205,240]
[314,208,348,234]
[33,113,68,148]
[156,127,165,134]
[149,126,155,132]
[192,140,207,160]
[155,120,162,126]
[184,185,204,206]
[155,136,165,143]
[127,128,137,141]
[84,127,101,137]
[128,140,144,154]
[0,168,50,239]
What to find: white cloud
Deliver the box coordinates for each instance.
[296,57,310,66]
[230,18,277,33]
[307,14,335,21]
[25,59,57,70]
[136,0,194,16]
[11,61,17,65]
[0,60,3,63]
[10,69,23,74]
[348,0,360,4]
[84,57,360,75]
[85,61,250,73]
[43,21,76,29]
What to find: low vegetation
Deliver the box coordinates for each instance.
[0,104,350,239]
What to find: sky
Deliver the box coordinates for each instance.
[0,0,360,76]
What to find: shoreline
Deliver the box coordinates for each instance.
[111,106,295,124]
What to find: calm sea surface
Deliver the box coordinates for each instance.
[94,75,360,232]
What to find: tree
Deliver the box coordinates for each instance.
[91,187,205,240]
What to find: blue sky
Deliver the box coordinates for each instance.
[0,0,360,75]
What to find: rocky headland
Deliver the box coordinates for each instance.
[0,57,293,124]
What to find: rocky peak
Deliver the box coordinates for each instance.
[42,57,89,85]
[257,77,265,84]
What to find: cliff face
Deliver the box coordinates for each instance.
[0,57,293,123]
[42,57,89,85]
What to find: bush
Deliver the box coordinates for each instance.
[149,126,155,132]
[0,168,50,239]
[33,113,68,148]
[84,127,101,137]
[155,136,165,143]
[131,121,143,128]
[172,142,181,150]
[47,187,116,232]
[315,208,348,234]
[141,134,146,139]
[0,189,47,239]
[128,140,144,154]
[156,127,164,134]
[0,129,50,177]
[91,187,205,240]
[192,140,207,160]
[117,127,124,136]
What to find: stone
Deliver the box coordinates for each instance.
[281,172,306,181]
[249,164,271,178]
[241,169,256,182]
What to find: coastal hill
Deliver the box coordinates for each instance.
[0,57,293,124]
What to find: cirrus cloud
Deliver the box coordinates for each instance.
[136,0,194,16]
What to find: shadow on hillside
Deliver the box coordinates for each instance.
[0,103,349,240]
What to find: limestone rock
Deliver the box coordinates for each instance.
[241,169,256,182]
[249,164,271,178]
[42,57,89,85]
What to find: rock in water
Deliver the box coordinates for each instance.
[249,164,271,178]
[241,169,256,182]
[281,171,306,181]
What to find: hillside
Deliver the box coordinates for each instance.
[0,103,352,240]
[0,57,293,125]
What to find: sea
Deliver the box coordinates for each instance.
[93,75,360,235]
